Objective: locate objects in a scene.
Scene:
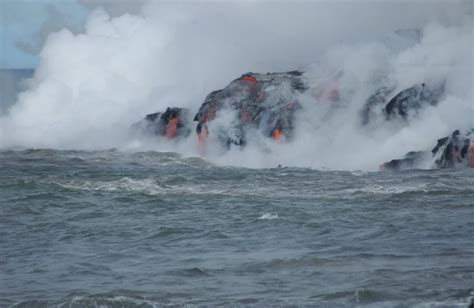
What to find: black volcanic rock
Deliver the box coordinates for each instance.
[132,107,191,139]
[381,129,474,171]
[384,82,444,118]
[361,81,445,125]
[193,71,306,147]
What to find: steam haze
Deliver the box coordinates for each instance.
[0,0,472,170]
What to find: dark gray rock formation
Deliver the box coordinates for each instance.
[381,129,474,171]
[193,71,306,147]
[132,107,191,140]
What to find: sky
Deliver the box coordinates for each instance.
[0,0,146,68]
[1,0,472,69]
[0,0,88,68]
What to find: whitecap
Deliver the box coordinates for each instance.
[344,184,428,195]
[258,213,279,220]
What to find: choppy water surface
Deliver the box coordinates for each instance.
[1,149,473,307]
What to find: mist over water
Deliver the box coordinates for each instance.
[0,0,473,170]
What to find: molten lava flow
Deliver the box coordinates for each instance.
[241,75,257,83]
[165,117,178,139]
[272,128,281,141]
[197,124,208,155]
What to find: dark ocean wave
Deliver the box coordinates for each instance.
[1,149,473,307]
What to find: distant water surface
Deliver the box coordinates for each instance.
[1,149,473,307]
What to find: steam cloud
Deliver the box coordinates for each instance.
[78,0,146,17]
[0,0,472,170]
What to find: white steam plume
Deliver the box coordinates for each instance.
[0,0,472,170]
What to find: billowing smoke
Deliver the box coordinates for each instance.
[0,0,472,170]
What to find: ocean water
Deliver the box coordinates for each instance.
[1,149,473,307]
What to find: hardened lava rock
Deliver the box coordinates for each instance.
[132,107,192,140]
